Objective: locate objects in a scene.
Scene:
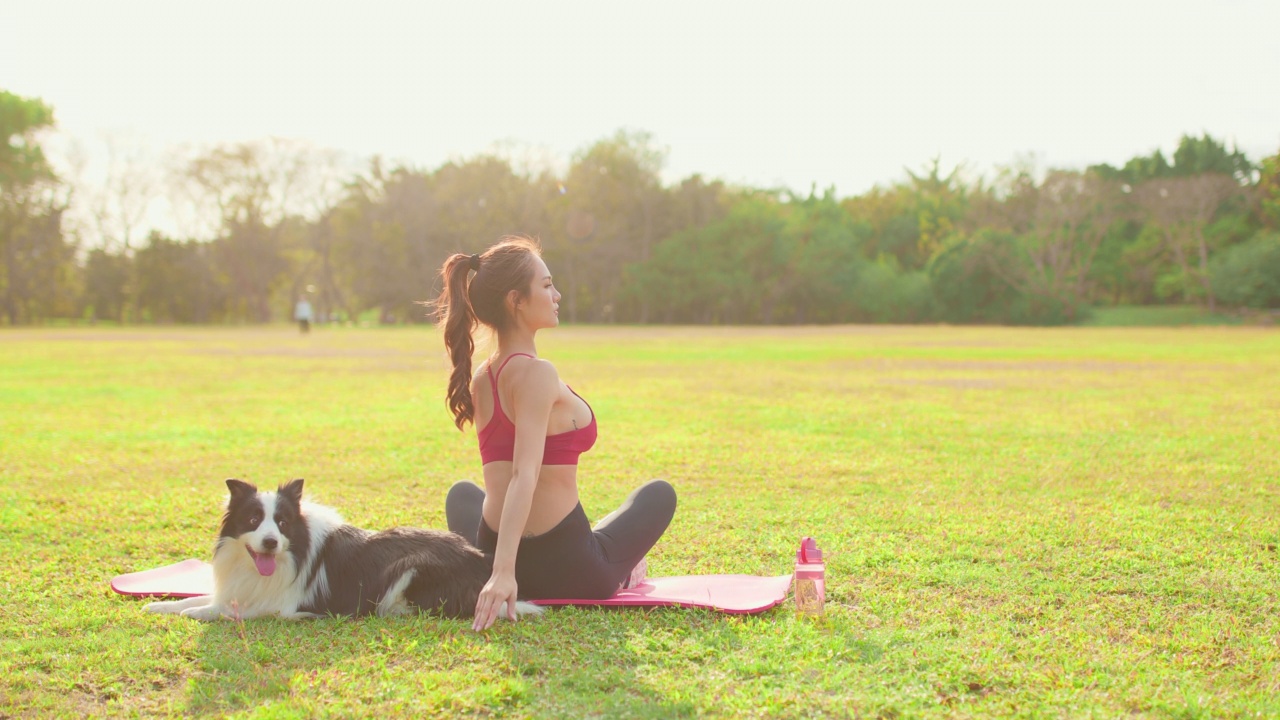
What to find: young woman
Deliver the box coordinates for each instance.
[436,235,676,631]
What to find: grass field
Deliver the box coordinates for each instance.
[2,324,1278,719]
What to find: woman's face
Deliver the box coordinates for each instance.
[515,255,561,330]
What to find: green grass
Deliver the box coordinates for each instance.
[2,324,1278,719]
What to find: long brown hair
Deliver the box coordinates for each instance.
[436,235,542,430]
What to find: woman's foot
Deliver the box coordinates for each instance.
[622,557,648,589]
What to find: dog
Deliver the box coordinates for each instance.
[144,478,541,622]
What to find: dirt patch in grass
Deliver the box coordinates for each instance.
[191,347,412,358]
[879,378,1007,389]
[841,359,1166,373]
[554,324,927,339]
[0,329,286,344]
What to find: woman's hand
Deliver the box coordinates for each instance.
[472,569,519,631]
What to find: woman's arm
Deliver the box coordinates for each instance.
[472,359,559,631]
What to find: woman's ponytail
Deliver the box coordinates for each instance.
[434,236,541,430]
[437,253,478,429]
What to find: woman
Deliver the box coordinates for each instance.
[436,235,676,631]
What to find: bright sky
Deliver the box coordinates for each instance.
[7,0,1280,199]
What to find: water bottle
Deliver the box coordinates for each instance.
[794,537,825,615]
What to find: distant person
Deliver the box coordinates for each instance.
[435,235,676,631]
[294,297,313,334]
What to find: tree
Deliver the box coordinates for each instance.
[0,193,75,323]
[620,194,785,323]
[1090,149,1171,186]
[134,232,225,323]
[1256,150,1280,230]
[73,134,162,322]
[1090,132,1251,185]
[330,162,425,323]
[982,170,1128,321]
[1133,174,1240,312]
[554,130,667,322]
[621,191,874,324]
[904,157,968,264]
[774,190,868,323]
[327,154,557,324]
[0,90,76,324]
[1170,133,1252,181]
[0,90,54,188]
[83,247,131,322]
[666,175,733,232]
[87,133,159,253]
[841,158,968,271]
[1211,233,1280,309]
[841,185,911,263]
[175,139,339,321]
[612,175,738,322]
[928,230,1025,323]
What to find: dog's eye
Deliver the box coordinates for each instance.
[275,515,287,528]
[248,515,261,527]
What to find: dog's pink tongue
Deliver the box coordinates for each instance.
[253,552,277,576]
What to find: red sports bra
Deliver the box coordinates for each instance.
[477,353,597,466]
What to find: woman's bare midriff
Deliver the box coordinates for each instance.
[480,462,579,535]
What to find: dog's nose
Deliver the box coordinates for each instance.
[262,537,278,551]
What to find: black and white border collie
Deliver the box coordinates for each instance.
[145,479,540,622]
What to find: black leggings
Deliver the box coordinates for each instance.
[445,480,676,600]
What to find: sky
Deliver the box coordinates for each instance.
[6,0,1279,214]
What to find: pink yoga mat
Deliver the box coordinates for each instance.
[112,560,794,615]
[533,574,794,614]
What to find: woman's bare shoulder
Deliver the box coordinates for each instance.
[470,359,491,392]
[501,355,560,391]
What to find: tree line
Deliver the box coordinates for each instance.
[3,89,1278,326]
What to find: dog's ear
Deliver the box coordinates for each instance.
[226,478,257,501]
[279,478,305,503]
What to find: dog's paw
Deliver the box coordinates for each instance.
[179,605,223,622]
[144,600,182,615]
[500,601,544,619]
[281,611,322,620]
[144,595,212,615]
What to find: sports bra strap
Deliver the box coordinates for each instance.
[494,352,536,381]
[485,363,499,403]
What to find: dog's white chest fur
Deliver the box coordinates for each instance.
[144,492,336,621]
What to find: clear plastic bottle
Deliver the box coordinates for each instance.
[794,537,825,615]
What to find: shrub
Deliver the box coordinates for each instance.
[1211,233,1280,309]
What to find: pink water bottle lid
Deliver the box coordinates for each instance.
[797,537,822,563]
